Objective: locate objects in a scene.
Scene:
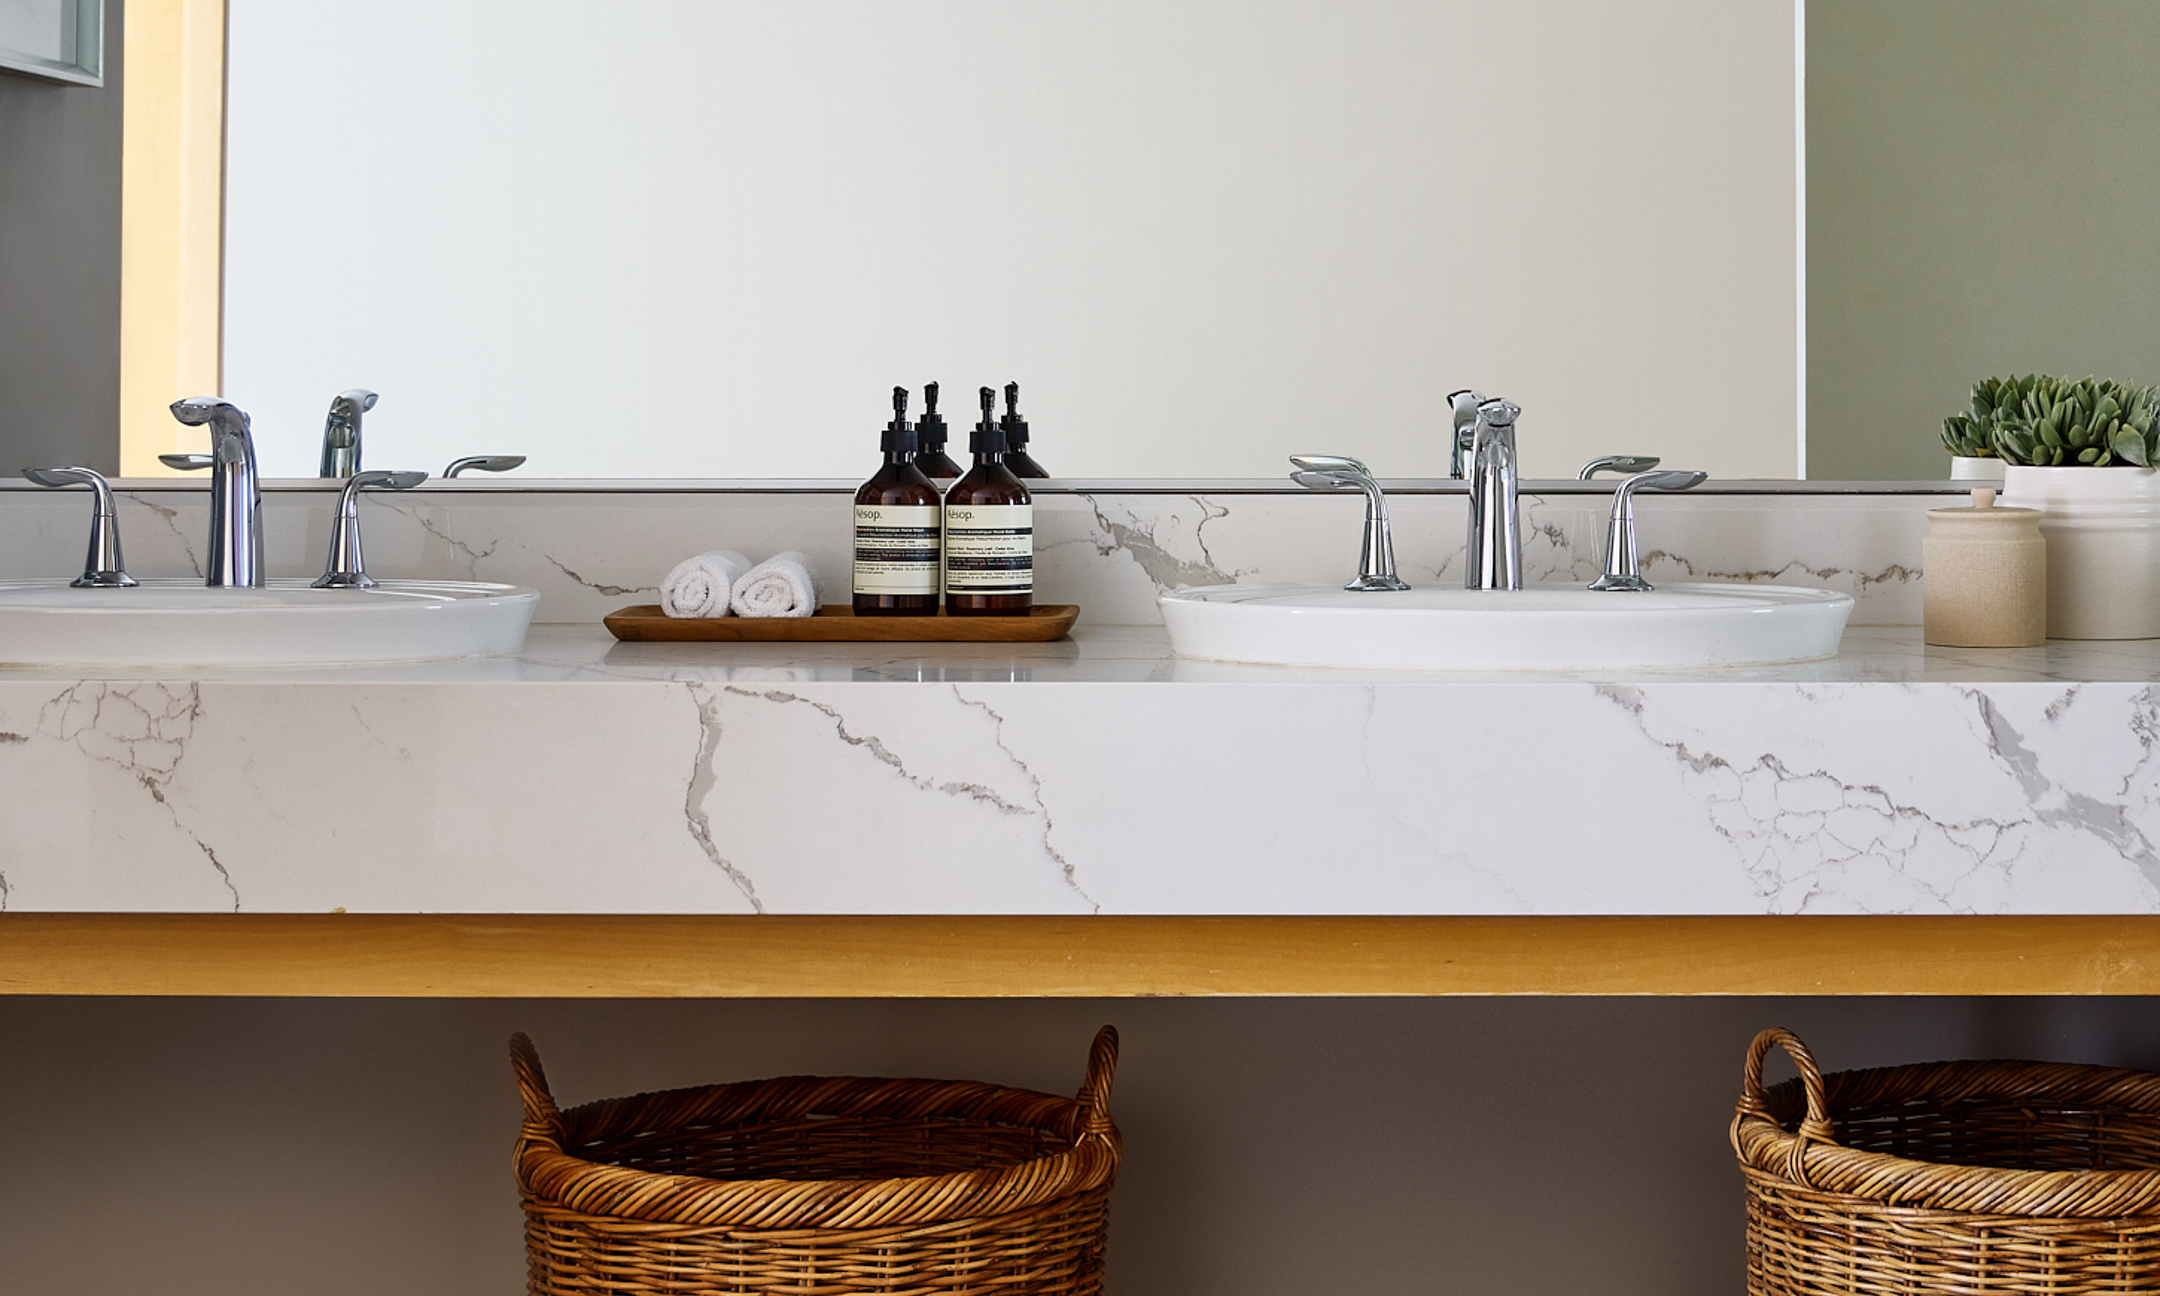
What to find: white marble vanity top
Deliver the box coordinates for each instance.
[0,620,2148,684]
[3,622,2157,918]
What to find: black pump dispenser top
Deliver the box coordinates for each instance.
[918,383,948,451]
[969,385,1007,456]
[1000,382,1030,449]
[879,385,917,454]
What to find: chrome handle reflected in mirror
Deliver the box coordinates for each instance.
[314,469,427,589]
[1578,454,1661,480]
[1589,469,1708,592]
[22,466,137,588]
[1288,454,1410,592]
[320,388,378,478]
[443,455,527,478]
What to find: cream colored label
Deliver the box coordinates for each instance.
[944,502,1033,594]
[853,504,940,595]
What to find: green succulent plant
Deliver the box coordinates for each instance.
[1988,375,2160,467]
[1940,374,2042,458]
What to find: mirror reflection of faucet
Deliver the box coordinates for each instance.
[1578,454,1661,480]
[319,388,378,477]
[444,455,527,478]
[1288,454,1411,592]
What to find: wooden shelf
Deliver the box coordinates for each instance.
[1,914,2154,997]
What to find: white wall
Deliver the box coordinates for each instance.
[222,0,1796,480]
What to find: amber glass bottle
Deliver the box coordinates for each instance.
[853,386,941,615]
[1000,381,1048,478]
[912,381,963,480]
[943,386,1033,616]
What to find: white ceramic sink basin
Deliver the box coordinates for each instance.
[1160,582,1855,670]
[0,578,540,666]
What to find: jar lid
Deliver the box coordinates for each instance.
[1927,487,2042,526]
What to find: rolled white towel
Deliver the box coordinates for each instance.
[731,551,821,618]
[659,549,750,618]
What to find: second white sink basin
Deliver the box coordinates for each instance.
[1160,582,1855,670]
[0,579,540,666]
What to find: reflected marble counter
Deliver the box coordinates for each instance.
[3,624,2157,916]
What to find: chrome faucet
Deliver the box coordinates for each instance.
[1589,469,1707,591]
[319,389,377,478]
[168,397,263,587]
[1289,454,1411,591]
[1447,389,1486,478]
[1465,397,1522,590]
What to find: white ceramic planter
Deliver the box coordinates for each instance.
[1949,455,2007,482]
[2001,465,2160,639]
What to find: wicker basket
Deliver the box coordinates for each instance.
[511,1026,1121,1296]
[1731,1026,2160,1296]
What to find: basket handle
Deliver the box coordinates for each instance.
[509,1032,565,1145]
[1733,1027,1837,1185]
[1073,1025,1119,1138]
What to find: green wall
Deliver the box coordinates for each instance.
[1808,0,2160,479]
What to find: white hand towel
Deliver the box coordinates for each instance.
[730,551,821,618]
[660,549,750,618]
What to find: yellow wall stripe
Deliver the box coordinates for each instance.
[117,0,225,477]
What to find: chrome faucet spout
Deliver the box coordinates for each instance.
[169,396,264,587]
[1465,398,1522,591]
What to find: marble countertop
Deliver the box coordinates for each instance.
[4,622,2157,917]
[5,621,2157,685]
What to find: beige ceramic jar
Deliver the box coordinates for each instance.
[1922,488,2046,647]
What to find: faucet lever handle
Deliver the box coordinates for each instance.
[314,470,428,589]
[1289,453,1373,477]
[1288,453,1410,592]
[1589,469,1708,592]
[158,454,213,471]
[22,466,137,588]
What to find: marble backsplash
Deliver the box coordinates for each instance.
[0,480,1944,625]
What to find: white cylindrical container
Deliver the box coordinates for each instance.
[2001,464,2160,639]
[1949,454,2008,482]
[1922,488,2046,647]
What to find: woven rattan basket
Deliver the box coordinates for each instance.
[1731,1026,2160,1296]
[511,1026,1121,1296]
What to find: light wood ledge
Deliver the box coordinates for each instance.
[0,914,2154,997]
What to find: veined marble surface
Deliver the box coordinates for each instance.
[0,479,1942,627]
[3,624,2157,917]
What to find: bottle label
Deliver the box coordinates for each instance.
[944,502,1034,595]
[853,504,940,595]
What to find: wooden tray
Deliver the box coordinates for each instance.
[604,604,1079,643]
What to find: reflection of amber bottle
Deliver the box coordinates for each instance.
[913,381,963,480]
[1000,381,1048,478]
[944,386,1033,616]
[853,386,941,615]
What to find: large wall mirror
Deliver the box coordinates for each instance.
[217,1,2160,483]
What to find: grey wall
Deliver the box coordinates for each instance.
[0,0,123,476]
[1,995,2152,1296]
[1807,0,2160,479]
